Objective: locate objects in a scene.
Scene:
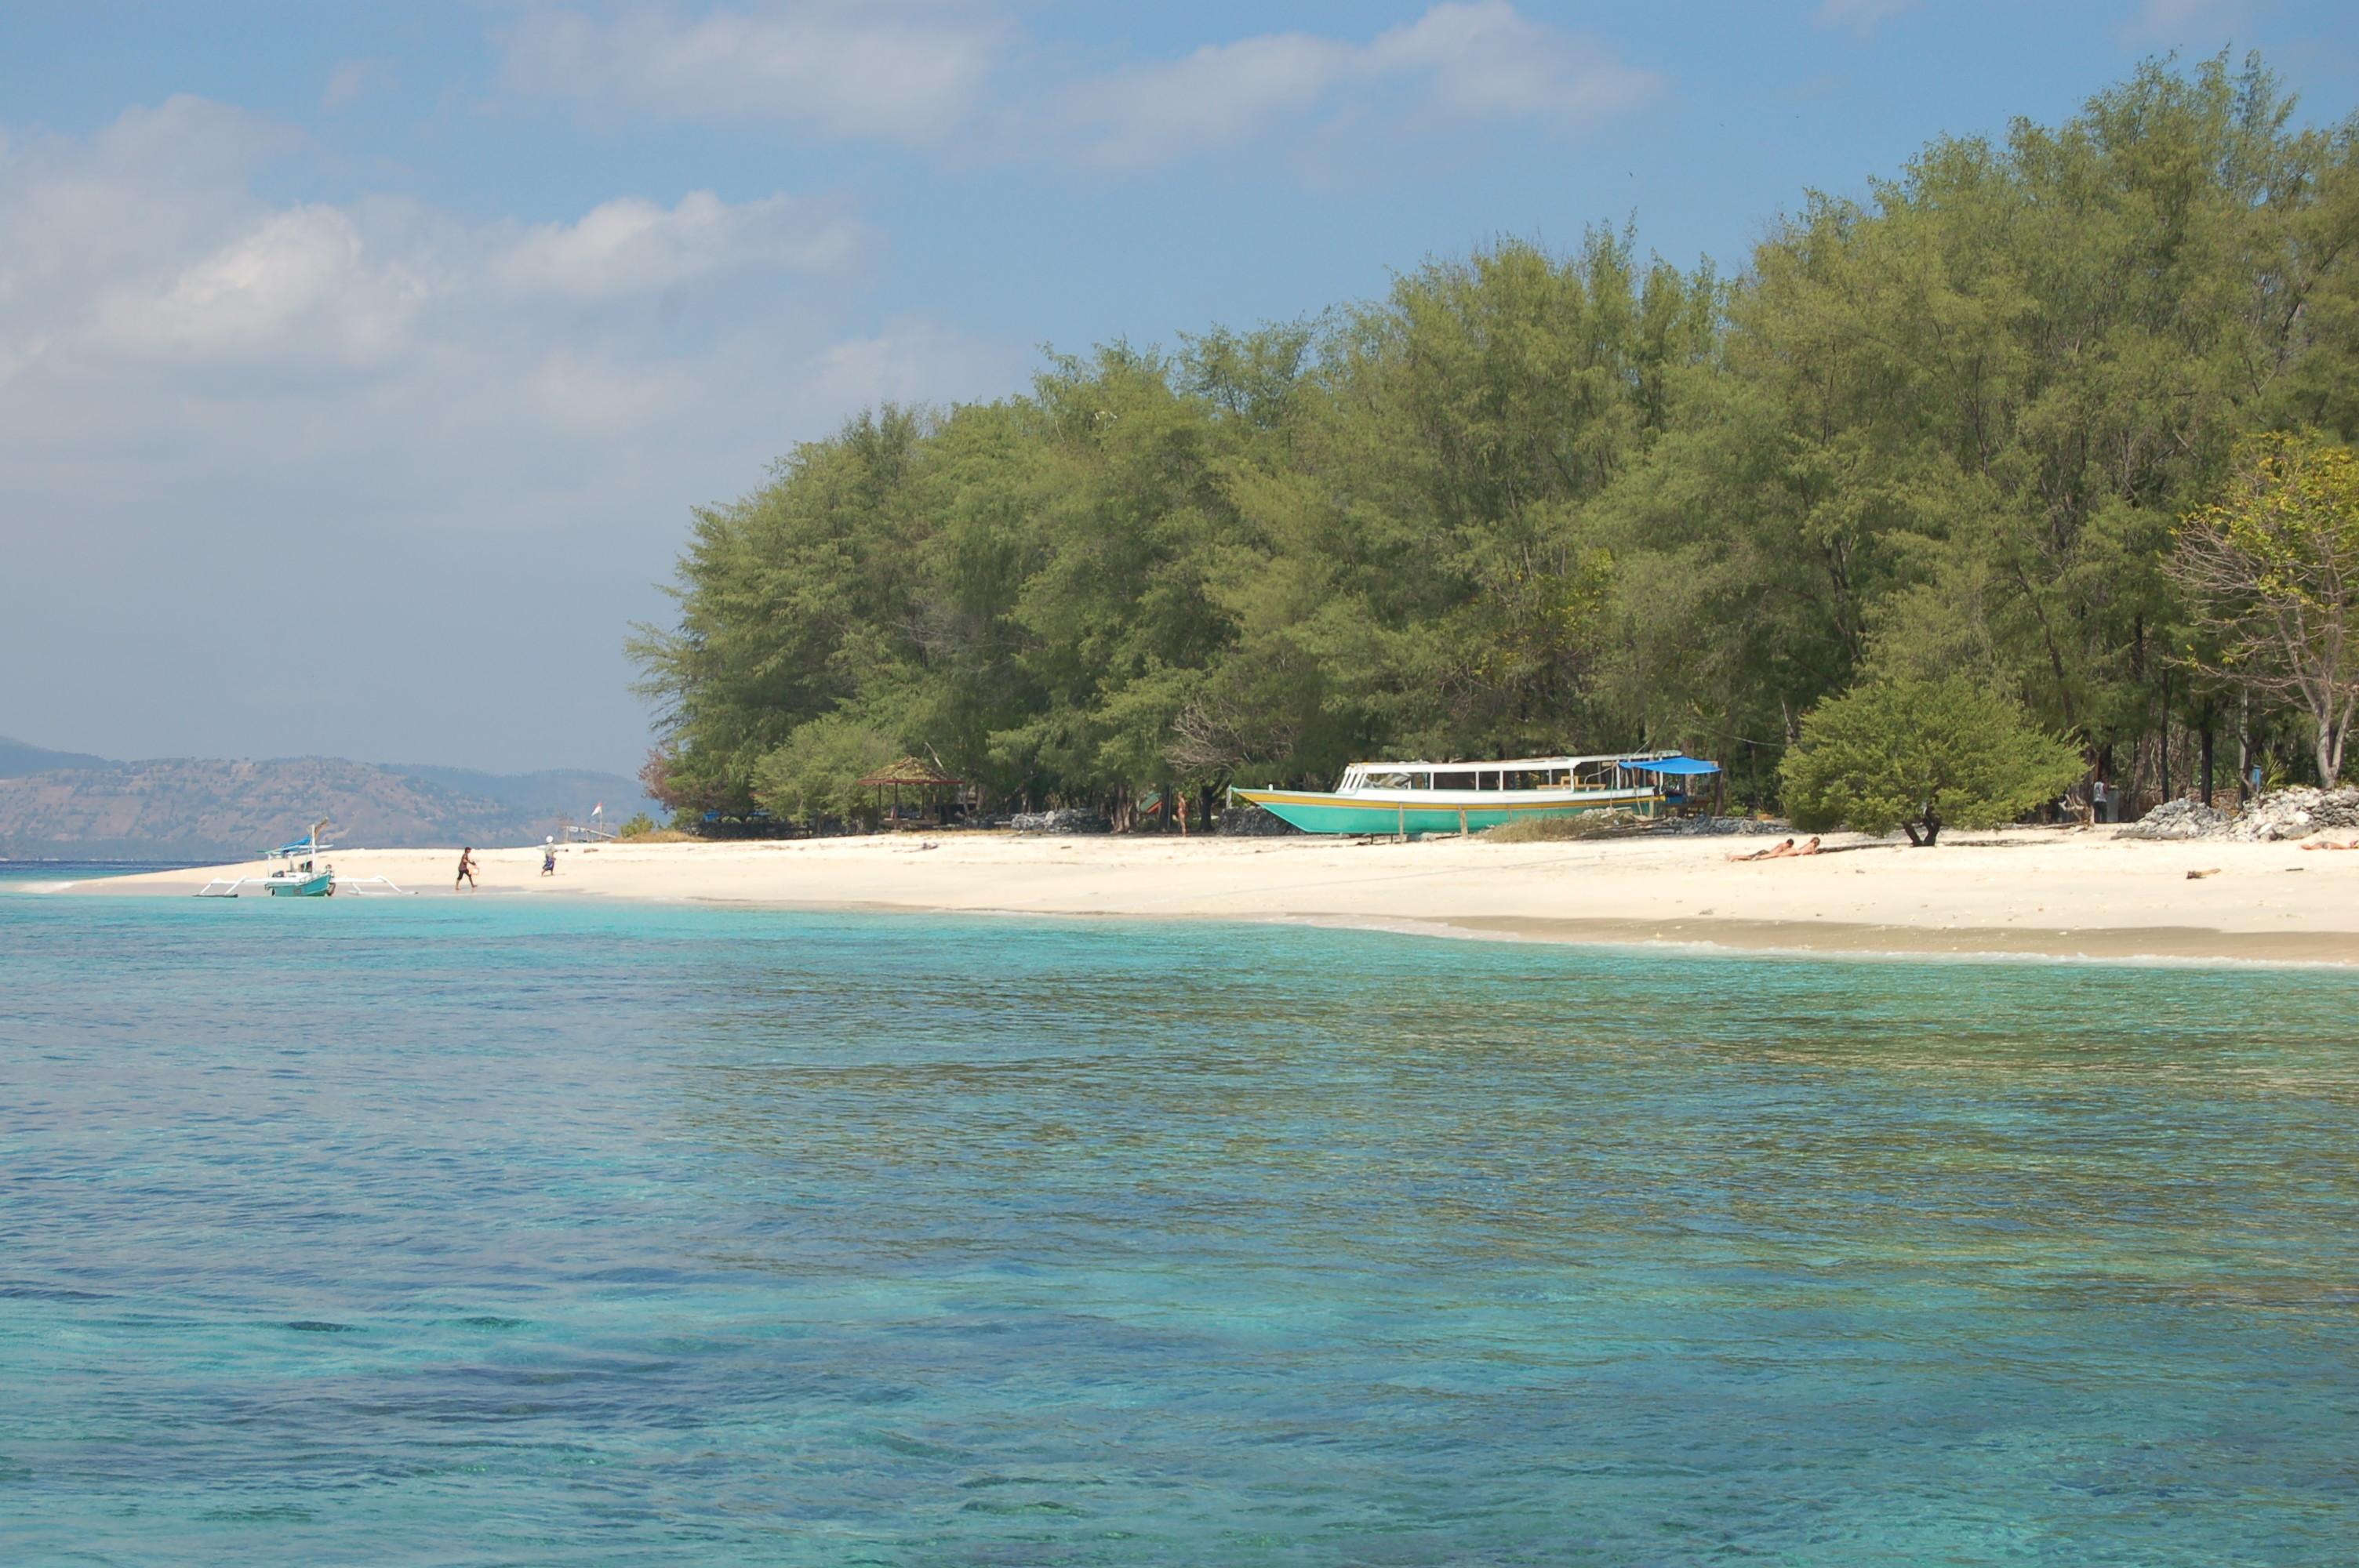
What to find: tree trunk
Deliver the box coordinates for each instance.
[2316,686,2358,784]
[2238,688,2252,804]
[2201,717,2214,808]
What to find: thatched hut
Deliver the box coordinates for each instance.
[855,757,966,825]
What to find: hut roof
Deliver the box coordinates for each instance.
[856,756,965,789]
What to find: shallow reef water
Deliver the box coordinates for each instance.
[4,884,2356,1564]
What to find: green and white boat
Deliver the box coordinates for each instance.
[260,820,337,896]
[1233,752,1719,837]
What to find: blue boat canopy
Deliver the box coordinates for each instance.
[1623,755,1720,775]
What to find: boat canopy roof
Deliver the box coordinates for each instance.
[1347,750,1683,771]
[1623,755,1721,775]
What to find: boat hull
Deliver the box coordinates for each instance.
[1234,788,1659,836]
[264,871,335,897]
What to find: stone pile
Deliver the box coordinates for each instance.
[1009,808,1112,835]
[2116,798,2233,840]
[1648,815,1794,837]
[2117,786,2359,842]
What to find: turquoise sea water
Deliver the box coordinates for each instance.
[4,878,2356,1565]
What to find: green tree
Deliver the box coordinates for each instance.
[623,57,2359,832]
[1781,677,2085,844]
[1606,54,2355,802]
[2171,431,2359,782]
[751,714,902,829]
[1312,234,1713,759]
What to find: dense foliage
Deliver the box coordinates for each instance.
[633,58,2359,826]
[2170,431,2359,782]
[1781,678,2086,844]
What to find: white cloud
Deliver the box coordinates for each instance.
[1815,0,1917,38]
[0,93,998,481]
[0,97,1020,772]
[2120,0,2245,43]
[1053,33,1352,168]
[1367,2,1656,129]
[92,205,429,365]
[491,191,875,300]
[496,3,1658,171]
[4,106,874,376]
[1052,2,1659,170]
[499,1,1007,144]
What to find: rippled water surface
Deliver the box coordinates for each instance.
[5,885,2356,1565]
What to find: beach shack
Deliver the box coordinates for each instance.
[856,757,967,827]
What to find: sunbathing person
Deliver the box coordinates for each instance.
[1790,836,1823,856]
[1728,837,1796,862]
[2300,836,2359,851]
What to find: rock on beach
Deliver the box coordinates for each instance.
[2117,786,2359,842]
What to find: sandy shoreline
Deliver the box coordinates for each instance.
[31,826,2359,966]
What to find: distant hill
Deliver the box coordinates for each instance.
[0,739,657,860]
[0,736,111,777]
[386,763,654,822]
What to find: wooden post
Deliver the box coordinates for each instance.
[1459,808,1468,837]
[1398,804,1406,842]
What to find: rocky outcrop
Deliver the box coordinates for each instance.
[2116,786,2359,842]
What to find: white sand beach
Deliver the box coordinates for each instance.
[55,828,2359,964]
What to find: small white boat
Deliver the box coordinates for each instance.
[197,820,409,898]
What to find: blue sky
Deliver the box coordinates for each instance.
[5,1,2356,774]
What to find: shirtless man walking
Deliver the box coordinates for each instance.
[456,847,478,891]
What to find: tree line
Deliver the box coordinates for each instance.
[633,56,2359,829]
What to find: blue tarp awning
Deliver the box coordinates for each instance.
[1624,756,1721,775]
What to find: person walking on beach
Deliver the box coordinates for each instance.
[456,847,478,891]
[542,837,558,877]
